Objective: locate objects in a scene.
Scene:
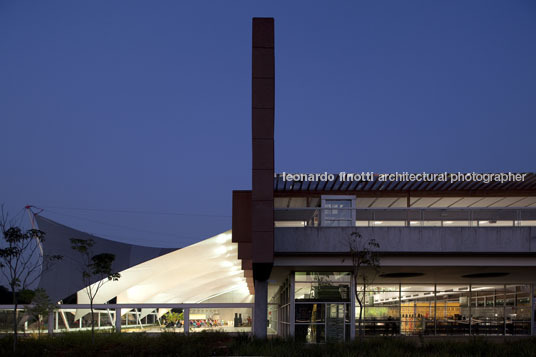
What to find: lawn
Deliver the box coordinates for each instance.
[1,332,535,356]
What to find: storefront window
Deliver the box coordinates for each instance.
[290,274,532,340]
[505,285,531,335]
[294,272,351,342]
[358,284,401,336]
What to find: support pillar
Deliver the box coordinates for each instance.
[289,274,295,338]
[184,308,189,335]
[469,284,472,335]
[60,310,70,331]
[350,275,356,340]
[399,283,403,335]
[253,279,268,338]
[115,308,121,333]
[504,284,507,336]
[531,283,534,336]
[48,311,54,335]
[434,284,437,335]
[107,309,114,328]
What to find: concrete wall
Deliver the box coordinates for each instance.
[275,227,536,254]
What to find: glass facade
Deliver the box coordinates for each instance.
[294,272,351,342]
[361,283,532,336]
[272,275,291,338]
[271,273,534,342]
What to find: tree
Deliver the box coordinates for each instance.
[163,311,181,330]
[346,231,380,340]
[0,209,62,351]
[70,238,120,343]
[26,288,55,337]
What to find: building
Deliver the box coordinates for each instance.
[28,18,536,341]
[231,18,536,341]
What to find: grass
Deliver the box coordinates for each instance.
[0,332,535,356]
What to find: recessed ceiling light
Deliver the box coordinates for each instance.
[461,272,509,278]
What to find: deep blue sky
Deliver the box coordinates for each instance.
[1,1,535,247]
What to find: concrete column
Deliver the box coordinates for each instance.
[434,284,437,335]
[184,308,189,335]
[289,274,295,337]
[399,283,403,335]
[115,308,121,333]
[350,276,356,340]
[469,284,472,335]
[48,311,54,335]
[531,283,534,336]
[254,279,268,338]
[504,284,507,336]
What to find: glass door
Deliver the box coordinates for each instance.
[326,304,346,342]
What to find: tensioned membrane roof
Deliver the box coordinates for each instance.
[36,216,252,309]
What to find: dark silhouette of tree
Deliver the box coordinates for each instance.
[26,288,55,337]
[70,238,120,343]
[0,208,62,352]
[346,231,380,340]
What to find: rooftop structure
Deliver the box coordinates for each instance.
[231,18,536,341]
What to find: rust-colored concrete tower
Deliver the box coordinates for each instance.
[251,18,274,279]
[232,18,275,338]
[251,17,274,338]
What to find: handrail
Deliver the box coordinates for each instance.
[0,303,254,309]
[274,207,536,211]
[273,207,536,227]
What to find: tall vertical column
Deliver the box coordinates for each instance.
[350,276,356,339]
[469,284,472,335]
[531,283,534,336]
[48,311,54,335]
[289,272,295,337]
[503,284,507,335]
[253,280,268,337]
[399,283,403,335]
[115,308,121,333]
[434,284,437,335]
[184,308,190,335]
[251,17,275,338]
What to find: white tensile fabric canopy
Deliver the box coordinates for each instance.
[35,216,252,321]
[76,230,251,305]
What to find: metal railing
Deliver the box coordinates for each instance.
[0,303,254,335]
[274,207,536,228]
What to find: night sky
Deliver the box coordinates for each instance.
[1,1,535,248]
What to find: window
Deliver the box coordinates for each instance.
[321,196,356,226]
